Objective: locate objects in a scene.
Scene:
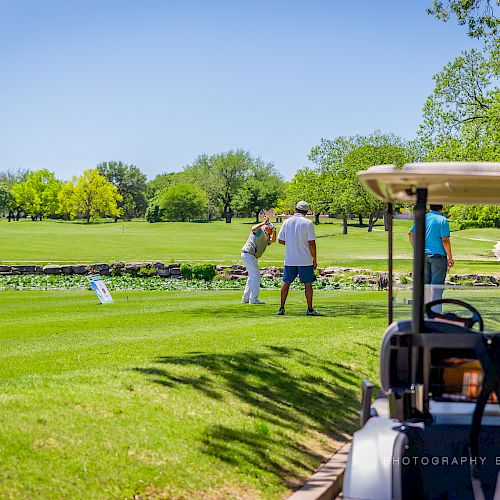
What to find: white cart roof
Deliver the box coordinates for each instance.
[357,162,500,204]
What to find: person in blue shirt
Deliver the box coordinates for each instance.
[409,204,454,307]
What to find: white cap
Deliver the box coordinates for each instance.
[295,201,310,212]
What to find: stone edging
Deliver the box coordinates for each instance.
[0,263,498,287]
[288,442,350,500]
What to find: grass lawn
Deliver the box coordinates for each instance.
[0,289,385,499]
[0,218,498,274]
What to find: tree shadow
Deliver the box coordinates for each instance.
[133,344,368,488]
[184,302,388,319]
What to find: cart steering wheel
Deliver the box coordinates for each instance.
[425,299,484,332]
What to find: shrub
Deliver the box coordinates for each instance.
[192,264,216,281]
[180,263,192,279]
[145,202,162,223]
[459,220,495,230]
[137,267,156,278]
[159,183,207,222]
[110,266,123,277]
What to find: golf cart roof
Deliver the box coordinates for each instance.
[357,162,500,204]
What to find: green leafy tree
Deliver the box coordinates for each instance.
[0,183,15,217]
[182,164,222,220]
[11,169,62,220]
[309,132,415,233]
[0,168,29,189]
[343,144,411,231]
[97,161,148,220]
[147,172,185,199]
[57,179,78,220]
[419,46,499,235]
[427,0,499,39]
[285,168,333,224]
[187,150,255,223]
[448,204,500,228]
[419,49,498,148]
[233,163,283,222]
[158,183,207,222]
[72,169,122,223]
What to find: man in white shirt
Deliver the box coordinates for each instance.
[277,201,319,316]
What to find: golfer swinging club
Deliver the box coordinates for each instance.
[241,215,277,304]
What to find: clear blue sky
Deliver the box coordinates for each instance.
[0,0,481,180]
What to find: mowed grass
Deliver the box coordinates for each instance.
[0,218,498,274]
[0,289,385,499]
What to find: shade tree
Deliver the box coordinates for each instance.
[427,0,499,39]
[11,169,62,220]
[187,150,254,223]
[60,169,122,223]
[309,132,416,233]
[158,183,207,222]
[97,161,148,220]
[285,168,332,224]
[233,162,284,222]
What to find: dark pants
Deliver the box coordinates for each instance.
[425,254,448,309]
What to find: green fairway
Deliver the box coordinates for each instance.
[0,289,385,499]
[0,218,498,274]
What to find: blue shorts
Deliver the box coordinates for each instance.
[283,265,316,284]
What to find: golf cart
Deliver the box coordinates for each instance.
[342,162,500,500]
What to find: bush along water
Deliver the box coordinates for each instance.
[0,262,495,292]
[0,274,374,292]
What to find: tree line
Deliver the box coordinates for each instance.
[0,1,498,227]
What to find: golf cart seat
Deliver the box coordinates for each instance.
[345,320,500,500]
[369,318,494,421]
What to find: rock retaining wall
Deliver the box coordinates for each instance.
[0,263,497,287]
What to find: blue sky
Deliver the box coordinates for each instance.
[0,0,481,180]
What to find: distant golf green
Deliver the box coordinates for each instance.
[0,289,384,498]
[0,218,498,273]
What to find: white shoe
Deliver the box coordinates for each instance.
[241,298,249,304]
[250,299,265,305]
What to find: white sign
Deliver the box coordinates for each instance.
[87,274,114,304]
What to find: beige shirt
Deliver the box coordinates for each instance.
[242,228,270,259]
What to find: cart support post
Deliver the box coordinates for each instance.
[387,202,394,325]
[412,188,427,333]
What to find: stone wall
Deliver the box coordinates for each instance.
[0,262,497,288]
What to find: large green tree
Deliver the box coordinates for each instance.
[97,161,147,220]
[343,144,411,231]
[0,168,28,189]
[0,183,15,217]
[309,132,416,233]
[147,172,185,199]
[158,183,207,222]
[285,168,332,224]
[11,169,62,220]
[419,49,498,149]
[233,163,283,222]
[427,0,499,39]
[187,150,255,223]
[69,169,122,223]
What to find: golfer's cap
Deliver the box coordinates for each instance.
[296,201,310,212]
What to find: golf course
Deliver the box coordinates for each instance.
[0,218,498,498]
[1,217,499,273]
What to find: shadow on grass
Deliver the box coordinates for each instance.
[133,345,366,487]
[184,301,388,319]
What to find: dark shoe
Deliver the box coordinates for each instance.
[306,309,320,316]
[277,308,285,316]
